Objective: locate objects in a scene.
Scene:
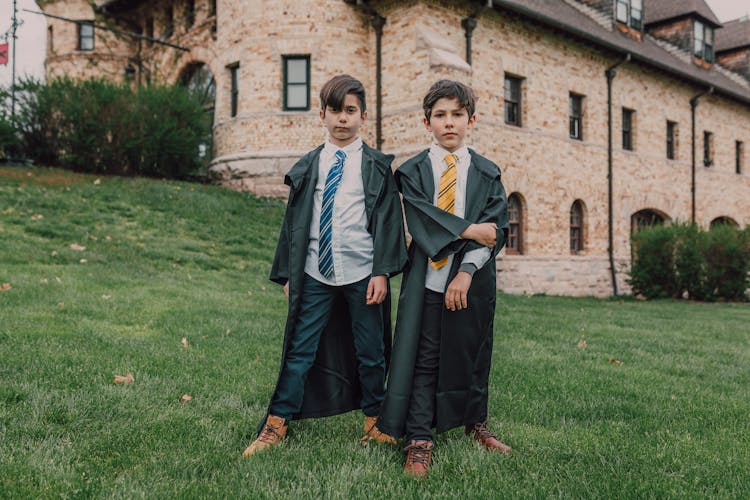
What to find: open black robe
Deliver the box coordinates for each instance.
[263,142,407,428]
[377,148,509,438]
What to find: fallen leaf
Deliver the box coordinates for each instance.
[101,294,111,300]
[113,373,134,384]
[40,278,49,285]
[79,259,88,264]
[105,236,112,241]
[70,243,86,251]
[31,214,43,221]
[55,277,62,283]
[93,178,101,185]
[609,358,622,365]
[58,302,65,310]
[187,274,192,280]
[180,394,192,403]
[226,329,231,335]
[0,283,11,292]
[577,340,587,348]
[181,337,189,349]
[89,235,98,241]
[51,251,58,257]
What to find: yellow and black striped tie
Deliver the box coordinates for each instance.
[430,153,458,270]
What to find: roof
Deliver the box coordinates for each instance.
[644,0,722,27]
[490,0,750,105]
[716,17,750,53]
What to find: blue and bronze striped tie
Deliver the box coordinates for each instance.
[318,149,347,279]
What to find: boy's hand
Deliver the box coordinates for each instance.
[460,222,497,248]
[284,281,289,299]
[366,275,388,305]
[445,272,472,311]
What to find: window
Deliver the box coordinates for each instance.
[710,216,739,228]
[47,26,53,53]
[227,62,239,118]
[631,209,666,234]
[694,20,714,63]
[283,56,310,111]
[666,121,677,160]
[736,141,744,174]
[616,0,642,30]
[164,5,174,38]
[507,193,523,254]
[703,131,713,167]
[146,17,154,45]
[185,0,195,27]
[209,0,216,16]
[570,200,584,254]
[622,108,634,151]
[569,93,583,140]
[504,75,522,127]
[78,21,94,51]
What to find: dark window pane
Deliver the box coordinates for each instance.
[79,22,94,51]
[504,76,521,126]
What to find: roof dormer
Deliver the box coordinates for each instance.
[716,16,750,82]
[645,0,722,69]
[614,0,644,41]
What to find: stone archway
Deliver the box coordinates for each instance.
[179,62,215,166]
[631,208,670,234]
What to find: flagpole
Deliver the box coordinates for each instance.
[11,0,17,122]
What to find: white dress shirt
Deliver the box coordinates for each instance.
[425,143,491,293]
[304,138,374,286]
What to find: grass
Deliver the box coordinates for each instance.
[1,165,749,498]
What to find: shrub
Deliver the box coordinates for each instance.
[628,224,678,299]
[703,225,750,301]
[7,78,209,179]
[629,223,749,301]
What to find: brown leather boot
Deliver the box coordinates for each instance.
[360,415,397,446]
[242,414,287,457]
[403,439,433,478]
[466,421,511,454]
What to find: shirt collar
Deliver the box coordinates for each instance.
[324,137,363,157]
[430,143,469,166]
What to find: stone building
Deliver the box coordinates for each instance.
[39,0,750,296]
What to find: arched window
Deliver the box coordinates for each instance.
[570,200,584,254]
[179,62,216,164]
[631,209,667,234]
[710,216,739,229]
[507,193,523,254]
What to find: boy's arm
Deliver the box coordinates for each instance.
[396,166,472,260]
[269,204,291,286]
[460,175,509,257]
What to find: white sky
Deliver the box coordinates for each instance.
[0,0,749,88]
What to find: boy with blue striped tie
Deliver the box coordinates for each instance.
[243,74,407,456]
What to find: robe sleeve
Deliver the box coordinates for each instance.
[461,173,509,257]
[269,188,293,285]
[396,163,472,261]
[371,163,408,277]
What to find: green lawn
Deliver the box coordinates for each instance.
[1,166,749,498]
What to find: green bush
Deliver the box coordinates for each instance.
[7,78,209,178]
[629,225,678,299]
[703,225,750,301]
[629,223,749,301]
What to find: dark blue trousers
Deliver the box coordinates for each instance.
[269,274,386,420]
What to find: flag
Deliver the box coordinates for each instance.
[0,43,8,65]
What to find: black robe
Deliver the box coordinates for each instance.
[263,142,408,428]
[378,149,509,438]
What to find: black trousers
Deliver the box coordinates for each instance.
[404,288,444,442]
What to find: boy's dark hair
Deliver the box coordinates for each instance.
[320,74,367,115]
[423,80,476,120]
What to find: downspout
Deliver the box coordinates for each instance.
[356,1,386,150]
[689,86,714,224]
[461,0,492,65]
[605,53,630,297]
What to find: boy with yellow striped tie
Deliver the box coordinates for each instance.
[243,75,407,456]
[378,80,510,477]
